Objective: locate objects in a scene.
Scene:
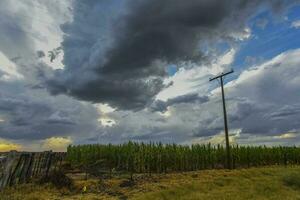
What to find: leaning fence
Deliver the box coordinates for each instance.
[0,151,65,189]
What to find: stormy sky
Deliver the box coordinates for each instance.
[0,0,300,151]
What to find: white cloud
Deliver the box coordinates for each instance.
[96,103,117,127]
[4,137,73,152]
[0,138,21,152]
[0,0,72,77]
[274,132,297,139]
[98,117,116,127]
[291,20,300,29]
[222,49,300,137]
[0,51,23,80]
[96,104,116,114]
[157,49,236,101]
[41,137,72,152]
[186,129,241,145]
[229,27,251,41]
[94,48,300,146]
[29,1,72,69]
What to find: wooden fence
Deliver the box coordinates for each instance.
[0,151,65,189]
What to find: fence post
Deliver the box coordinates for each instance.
[0,151,18,189]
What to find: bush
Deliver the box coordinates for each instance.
[39,170,74,190]
[282,172,300,189]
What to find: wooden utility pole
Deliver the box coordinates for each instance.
[209,69,234,169]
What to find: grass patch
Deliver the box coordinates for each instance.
[282,172,300,190]
[134,167,300,200]
[2,166,300,200]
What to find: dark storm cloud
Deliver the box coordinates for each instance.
[0,81,100,141]
[193,127,224,138]
[268,105,300,119]
[236,103,300,136]
[36,51,45,58]
[0,0,103,145]
[151,93,209,112]
[101,0,229,74]
[47,0,299,110]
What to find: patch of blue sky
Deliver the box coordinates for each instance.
[167,64,178,76]
[288,4,300,20]
[167,5,300,79]
[233,5,300,70]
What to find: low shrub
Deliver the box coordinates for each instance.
[39,170,74,190]
[282,172,300,189]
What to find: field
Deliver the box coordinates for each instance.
[2,143,300,199]
[67,143,300,175]
[1,166,300,200]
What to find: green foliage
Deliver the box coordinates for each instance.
[282,172,300,189]
[66,142,300,174]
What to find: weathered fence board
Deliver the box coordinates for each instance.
[0,151,66,189]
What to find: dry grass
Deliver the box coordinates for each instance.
[134,167,300,200]
[1,166,300,200]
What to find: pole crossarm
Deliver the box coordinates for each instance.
[209,69,234,82]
